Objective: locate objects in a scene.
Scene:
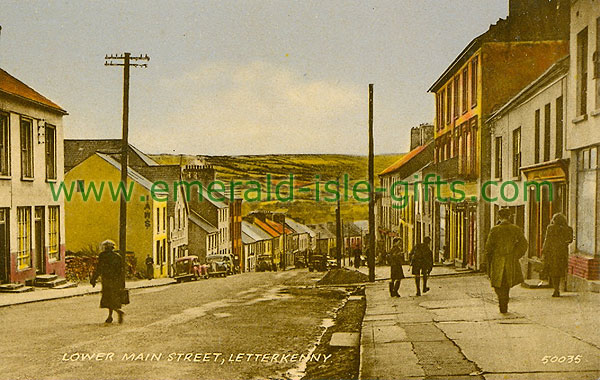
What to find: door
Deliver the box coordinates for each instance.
[0,209,9,283]
[34,207,45,274]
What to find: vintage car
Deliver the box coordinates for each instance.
[327,259,339,270]
[308,254,327,272]
[173,255,208,282]
[255,255,273,272]
[206,254,234,277]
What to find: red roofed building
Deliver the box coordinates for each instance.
[0,68,68,286]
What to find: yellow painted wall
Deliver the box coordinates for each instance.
[64,154,165,274]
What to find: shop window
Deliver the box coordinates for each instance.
[0,112,9,176]
[17,207,31,269]
[48,206,60,261]
[576,146,598,254]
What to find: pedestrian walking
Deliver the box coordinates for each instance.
[541,213,573,297]
[145,254,154,280]
[388,238,405,297]
[410,236,433,296]
[90,240,125,324]
[484,208,528,313]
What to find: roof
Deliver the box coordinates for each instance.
[188,211,218,233]
[265,219,293,235]
[242,232,256,244]
[308,224,335,239]
[285,218,314,237]
[343,222,362,237]
[242,221,272,241]
[253,218,280,238]
[487,55,569,123]
[0,68,67,114]
[133,165,184,214]
[379,142,431,176]
[353,220,369,233]
[64,139,159,172]
[95,153,163,193]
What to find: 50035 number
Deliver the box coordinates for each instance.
[541,355,582,364]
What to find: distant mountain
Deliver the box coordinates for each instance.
[149,153,405,223]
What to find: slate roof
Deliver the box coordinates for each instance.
[64,139,159,173]
[285,218,315,237]
[189,210,218,234]
[242,221,272,242]
[95,153,164,193]
[0,68,67,114]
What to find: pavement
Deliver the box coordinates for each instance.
[359,273,600,380]
[0,277,175,307]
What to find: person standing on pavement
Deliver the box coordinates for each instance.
[388,238,405,297]
[90,240,125,324]
[410,236,433,296]
[484,208,528,313]
[541,213,573,297]
[145,254,154,280]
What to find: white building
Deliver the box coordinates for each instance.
[566,0,600,287]
[0,68,67,284]
[487,56,569,280]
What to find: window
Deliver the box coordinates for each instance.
[45,124,56,180]
[577,27,588,116]
[440,89,446,127]
[156,208,160,233]
[76,180,85,193]
[0,112,9,176]
[17,207,31,269]
[446,84,452,124]
[20,118,33,179]
[544,103,551,162]
[555,96,563,159]
[512,128,521,177]
[462,68,468,114]
[162,207,166,232]
[576,146,598,254]
[495,136,502,180]
[534,110,540,164]
[471,57,478,108]
[48,206,59,261]
[453,76,459,119]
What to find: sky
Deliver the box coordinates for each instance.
[0,0,508,156]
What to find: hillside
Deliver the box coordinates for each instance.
[150,153,405,223]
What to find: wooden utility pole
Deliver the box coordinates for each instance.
[104,53,149,277]
[336,178,342,268]
[368,84,375,282]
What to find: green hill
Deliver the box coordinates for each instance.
[150,153,405,223]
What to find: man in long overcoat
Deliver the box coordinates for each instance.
[410,236,433,296]
[542,213,573,297]
[484,208,528,313]
[91,240,125,323]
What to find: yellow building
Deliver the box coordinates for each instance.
[64,153,169,277]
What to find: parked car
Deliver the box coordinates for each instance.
[256,255,273,272]
[206,254,233,277]
[173,255,208,282]
[308,254,327,272]
[327,259,339,270]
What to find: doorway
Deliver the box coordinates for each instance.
[35,207,45,274]
[0,209,9,283]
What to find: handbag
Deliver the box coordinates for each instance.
[121,288,130,305]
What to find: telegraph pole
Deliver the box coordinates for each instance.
[368,84,375,282]
[336,178,342,268]
[104,53,149,277]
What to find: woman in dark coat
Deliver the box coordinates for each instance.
[91,240,125,323]
[542,213,573,297]
[388,238,405,297]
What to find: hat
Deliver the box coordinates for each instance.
[99,239,116,251]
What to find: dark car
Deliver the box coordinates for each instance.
[256,255,273,272]
[308,254,327,272]
[206,254,232,277]
[174,255,207,282]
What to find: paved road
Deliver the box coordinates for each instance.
[0,269,345,380]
